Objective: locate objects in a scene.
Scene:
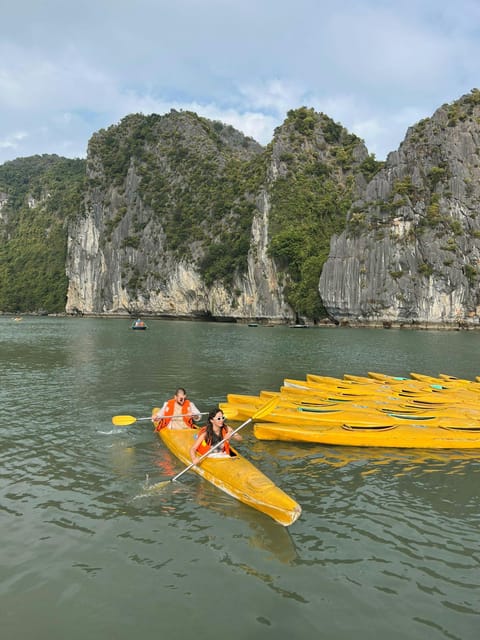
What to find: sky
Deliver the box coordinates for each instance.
[1,0,479,165]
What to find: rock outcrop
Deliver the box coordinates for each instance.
[66,111,292,320]
[319,89,480,327]
[66,108,367,321]
[5,91,480,326]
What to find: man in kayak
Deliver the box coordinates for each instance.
[152,387,202,430]
[190,408,242,463]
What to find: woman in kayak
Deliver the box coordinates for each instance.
[190,408,242,464]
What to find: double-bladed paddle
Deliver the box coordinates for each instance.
[112,407,239,427]
[112,412,208,427]
[152,396,279,488]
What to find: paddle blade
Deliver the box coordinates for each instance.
[252,397,279,421]
[112,415,138,426]
[148,480,172,490]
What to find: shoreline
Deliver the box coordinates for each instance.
[3,311,480,330]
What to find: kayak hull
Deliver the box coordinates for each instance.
[253,422,480,449]
[158,428,301,526]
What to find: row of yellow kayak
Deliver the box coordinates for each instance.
[220,371,480,449]
[148,371,479,527]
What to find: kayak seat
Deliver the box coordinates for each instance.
[342,424,398,431]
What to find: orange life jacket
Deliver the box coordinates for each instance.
[155,398,195,431]
[196,426,231,456]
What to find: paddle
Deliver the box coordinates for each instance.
[153,396,279,488]
[112,412,208,427]
[112,407,239,426]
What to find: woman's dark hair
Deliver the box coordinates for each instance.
[205,407,224,445]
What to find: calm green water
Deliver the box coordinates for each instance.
[1,317,479,640]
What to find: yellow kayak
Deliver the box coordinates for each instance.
[224,401,399,428]
[259,405,399,427]
[253,421,480,449]
[157,428,302,526]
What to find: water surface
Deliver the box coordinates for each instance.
[1,318,479,639]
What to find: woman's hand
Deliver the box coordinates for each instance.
[225,427,242,441]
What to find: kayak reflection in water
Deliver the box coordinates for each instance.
[190,408,242,464]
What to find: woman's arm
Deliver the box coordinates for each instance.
[190,433,206,463]
[225,426,242,442]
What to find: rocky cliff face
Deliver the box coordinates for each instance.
[66,111,292,320]
[319,89,480,327]
[66,108,371,321]
[265,108,373,320]
[6,92,480,325]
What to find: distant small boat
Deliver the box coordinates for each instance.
[248,323,259,327]
[14,317,23,322]
[290,324,309,329]
[131,319,147,330]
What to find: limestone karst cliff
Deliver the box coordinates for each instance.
[266,108,373,320]
[4,91,480,327]
[65,111,290,320]
[319,89,480,327]
[65,108,367,321]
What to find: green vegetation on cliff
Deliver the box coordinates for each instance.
[3,92,479,323]
[90,111,265,288]
[0,109,379,318]
[268,107,376,320]
[88,108,379,318]
[0,155,85,312]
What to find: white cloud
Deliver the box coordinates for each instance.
[104,90,280,146]
[0,1,479,163]
[0,131,28,150]
[238,80,304,114]
[189,106,278,145]
[323,9,451,93]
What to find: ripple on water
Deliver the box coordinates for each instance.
[284,448,480,639]
[2,319,480,640]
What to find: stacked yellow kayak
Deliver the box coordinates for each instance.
[220,372,480,449]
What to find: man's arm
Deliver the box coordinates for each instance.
[188,401,202,421]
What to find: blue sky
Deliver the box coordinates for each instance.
[1,0,479,164]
